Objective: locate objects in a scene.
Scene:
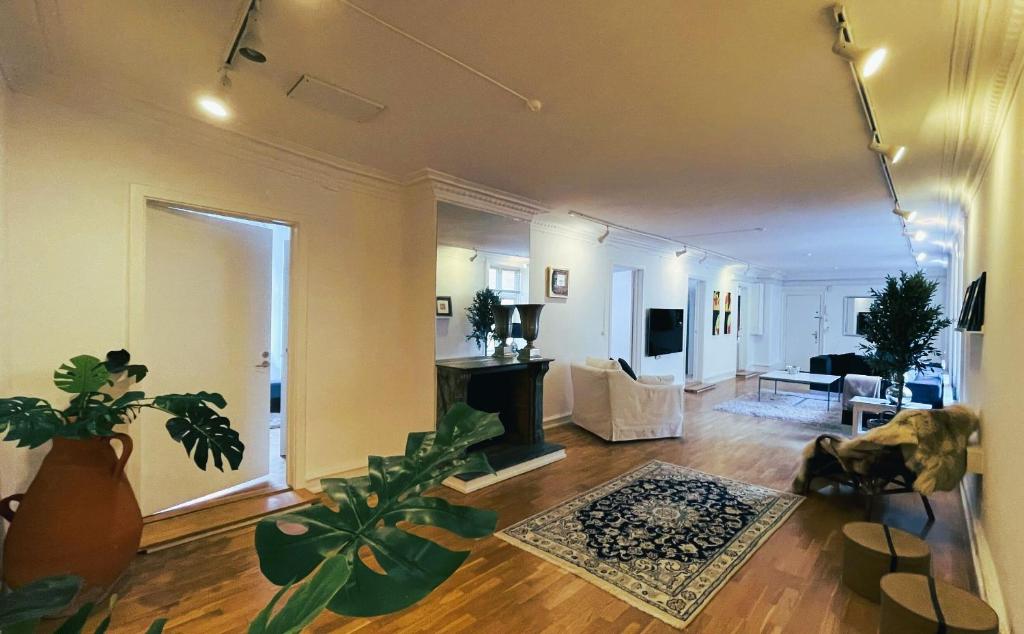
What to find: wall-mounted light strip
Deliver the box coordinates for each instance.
[567,210,756,270]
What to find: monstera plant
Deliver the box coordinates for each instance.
[0,350,243,469]
[0,404,501,633]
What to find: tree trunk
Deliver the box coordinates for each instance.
[895,378,905,411]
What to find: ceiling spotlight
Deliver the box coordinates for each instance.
[832,32,887,78]
[197,95,230,119]
[597,226,610,243]
[913,230,927,241]
[675,248,688,258]
[869,141,905,164]
[892,207,917,221]
[469,249,479,262]
[916,252,927,262]
[238,8,267,64]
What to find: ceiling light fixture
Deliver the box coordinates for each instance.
[237,6,267,64]
[892,207,917,222]
[197,95,230,119]
[913,230,927,241]
[469,249,479,262]
[675,248,687,258]
[916,252,927,263]
[869,141,906,164]
[597,226,610,243]
[833,37,887,78]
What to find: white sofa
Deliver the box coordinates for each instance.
[570,357,684,441]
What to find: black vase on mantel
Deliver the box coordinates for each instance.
[514,304,544,361]
[491,303,515,358]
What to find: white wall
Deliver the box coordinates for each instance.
[778,277,950,362]
[747,279,784,370]
[530,222,733,420]
[0,76,11,542]
[608,268,634,362]
[959,72,1024,630]
[691,266,742,383]
[0,92,436,505]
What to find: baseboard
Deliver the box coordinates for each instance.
[959,479,1010,633]
[544,412,573,429]
[701,371,737,385]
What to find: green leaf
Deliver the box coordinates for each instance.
[53,356,110,394]
[0,397,63,448]
[144,618,168,633]
[53,602,94,634]
[0,575,82,629]
[254,405,501,619]
[153,394,242,471]
[248,556,351,634]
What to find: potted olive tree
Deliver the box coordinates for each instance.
[0,350,243,606]
[859,271,950,410]
[465,288,502,353]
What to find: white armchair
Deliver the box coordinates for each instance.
[570,358,684,441]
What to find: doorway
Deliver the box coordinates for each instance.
[138,201,292,516]
[685,279,704,380]
[609,266,643,370]
[783,293,823,372]
[736,286,747,373]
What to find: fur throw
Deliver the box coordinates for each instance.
[792,405,978,495]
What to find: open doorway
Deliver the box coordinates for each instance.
[609,266,643,370]
[685,279,704,381]
[139,201,292,516]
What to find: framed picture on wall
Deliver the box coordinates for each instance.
[547,267,570,298]
[436,296,453,317]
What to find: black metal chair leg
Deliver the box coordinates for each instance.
[920,494,935,523]
[864,493,875,520]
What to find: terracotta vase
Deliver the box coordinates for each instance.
[0,433,143,605]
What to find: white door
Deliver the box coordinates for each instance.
[138,204,273,515]
[736,289,748,371]
[609,268,635,364]
[783,294,822,371]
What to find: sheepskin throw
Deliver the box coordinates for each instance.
[792,405,978,495]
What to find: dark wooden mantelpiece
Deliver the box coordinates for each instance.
[436,356,565,491]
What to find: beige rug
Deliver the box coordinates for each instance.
[497,461,802,628]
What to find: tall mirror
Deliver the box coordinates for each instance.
[435,202,530,359]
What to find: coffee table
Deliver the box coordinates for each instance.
[849,396,931,436]
[758,370,842,410]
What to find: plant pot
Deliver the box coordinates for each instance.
[0,433,142,607]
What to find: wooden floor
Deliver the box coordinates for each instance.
[92,378,974,633]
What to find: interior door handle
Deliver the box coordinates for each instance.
[254,360,270,368]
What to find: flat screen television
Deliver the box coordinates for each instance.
[646,308,685,356]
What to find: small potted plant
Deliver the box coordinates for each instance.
[465,288,502,354]
[0,350,243,607]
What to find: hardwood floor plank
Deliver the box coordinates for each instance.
[84,378,973,632]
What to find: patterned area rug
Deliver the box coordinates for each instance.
[713,389,844,428]
[497,461,803,628]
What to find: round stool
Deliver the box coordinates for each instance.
[842,521,930,602]
[880,573,998,634]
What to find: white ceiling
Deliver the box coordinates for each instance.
[0,0,967,273]
[437,202,531,258]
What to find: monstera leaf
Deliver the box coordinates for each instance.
[0,397,63,448]
[255,404,502,619]
[154,393,243,471]
[53,356,110,394]
[248,555,351,634]
[0,575,81,632]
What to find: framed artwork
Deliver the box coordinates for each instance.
[723,292,733,334]
[711,290,721,335]
[547,267,570,298]
[435,296,453,317]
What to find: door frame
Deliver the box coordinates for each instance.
[781,291,823,370]
[736,283,749,372]
[608,265,644,372]
[686,278,705,381]
[127,184,309,507]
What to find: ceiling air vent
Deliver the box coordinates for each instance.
[286,75,386,123]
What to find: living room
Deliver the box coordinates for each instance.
[0,1,1021,632]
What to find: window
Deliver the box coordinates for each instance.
[488,265,522,305]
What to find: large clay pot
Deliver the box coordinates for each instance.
[0,433,142,604]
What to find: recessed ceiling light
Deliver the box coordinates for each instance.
[197,96,230,120]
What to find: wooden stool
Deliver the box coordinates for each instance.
[880,573,998,634]
[842,521,930,602]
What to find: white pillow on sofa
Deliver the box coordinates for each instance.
[585,356,619,370]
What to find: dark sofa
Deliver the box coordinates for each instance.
[809,353,944,409]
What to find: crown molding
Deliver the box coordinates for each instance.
[944,0,1024,213]
[10,70,406,201]
[404,168,550,220]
